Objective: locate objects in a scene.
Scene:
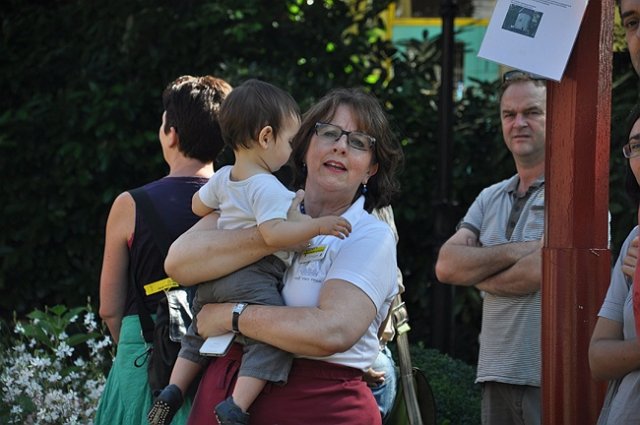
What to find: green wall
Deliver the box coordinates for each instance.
[391,21,499,90]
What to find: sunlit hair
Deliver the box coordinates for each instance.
[290,88,404,212]
[162,75,232,163]
[625,104,640,203]
[218,79,300,151]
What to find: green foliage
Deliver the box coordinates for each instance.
[1,0,638,368]
[0,303,112,424]
[614,6,627,53]
[0,0,396,317]
[369,33,509,361]
[394,342,480,425]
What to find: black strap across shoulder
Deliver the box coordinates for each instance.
[128,187,173,343]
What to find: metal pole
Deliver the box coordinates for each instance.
[432,0,457,355]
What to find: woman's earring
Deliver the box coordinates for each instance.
[362,183,368,194]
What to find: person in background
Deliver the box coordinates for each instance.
[148,79,351,425]
[365,206,403,422]
[616,0,640,342]
[163,87,404,425]
[589,105,640,424]
[587,7,640,424]
[95,75,231,425]
[435,70,546,425]
[619,0,640,76]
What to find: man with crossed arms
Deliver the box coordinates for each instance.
[436,70,546,425]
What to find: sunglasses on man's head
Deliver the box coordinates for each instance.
[502,70,546,83]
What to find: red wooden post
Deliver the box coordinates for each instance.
[542,0,613,423]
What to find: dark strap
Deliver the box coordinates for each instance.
[128,187,173,343]
[392,295,424,425]
[129,187,173,257]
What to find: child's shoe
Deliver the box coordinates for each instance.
[214,396,250,425]
[147,384,183,425]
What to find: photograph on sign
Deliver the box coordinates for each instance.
[478,0,588,81]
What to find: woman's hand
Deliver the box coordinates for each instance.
[363,367,386,387]
[287,189,315,252]
[196,280,377,357]
[622,236,639,279]
[196,303,235,338]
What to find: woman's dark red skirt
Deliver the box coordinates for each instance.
[187,343,381,425]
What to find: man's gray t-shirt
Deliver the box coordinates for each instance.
[460,174,544,387]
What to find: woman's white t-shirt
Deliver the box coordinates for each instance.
[282,196,398,371]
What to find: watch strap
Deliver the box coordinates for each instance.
[232,303,248,334]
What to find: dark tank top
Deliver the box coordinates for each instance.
[124,176,208,317]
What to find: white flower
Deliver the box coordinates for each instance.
[55,341,74,359]
[31,356,52,368]
[1,304,112,424]
[84,312,97,331]
[47,370,62,382]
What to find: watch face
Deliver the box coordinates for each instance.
[232,303,247,334]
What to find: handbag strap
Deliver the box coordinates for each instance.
[128,187,174,343]
[392,294,424,425]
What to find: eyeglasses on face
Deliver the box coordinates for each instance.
[623,140,640,159]
[502,70,546,83]
[314,122,376,152]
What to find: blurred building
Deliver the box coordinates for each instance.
[386,0,502,95]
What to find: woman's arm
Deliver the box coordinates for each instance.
[164,213,275,286]
[589,316,640,380]
[165,190,306,286]
[99,192,134,344]
[195,279,377,356]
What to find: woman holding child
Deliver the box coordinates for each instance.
[164,87,404,425]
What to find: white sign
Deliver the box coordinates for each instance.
[478,0,589,81]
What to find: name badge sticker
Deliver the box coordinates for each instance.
[144,277,179,296]
[298,245,328,263]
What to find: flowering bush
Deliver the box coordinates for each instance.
[0,302,113,424]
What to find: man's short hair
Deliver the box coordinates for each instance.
[499,70,547,101]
